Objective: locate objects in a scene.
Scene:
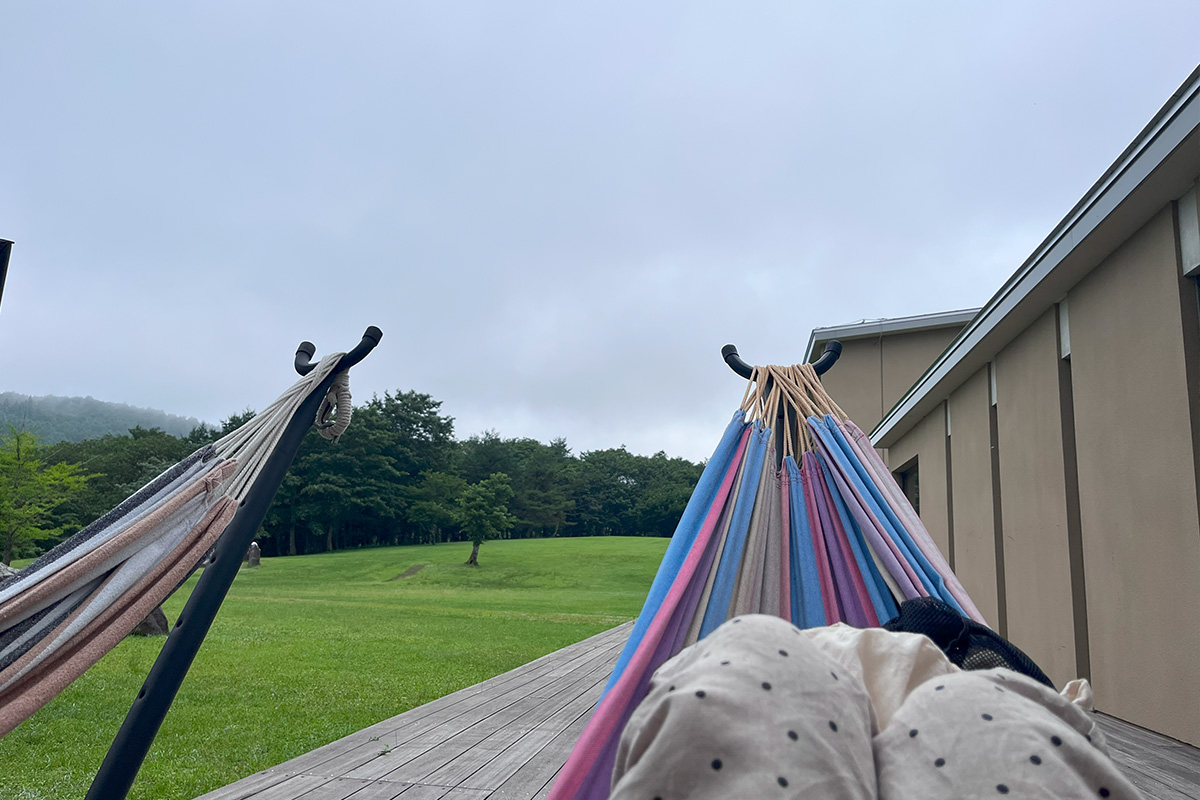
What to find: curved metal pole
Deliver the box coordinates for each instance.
[722,340,843,468]
[0,240,12,316]
[721,340,843,379]
[295,326,382,376]
[87,327,382,800]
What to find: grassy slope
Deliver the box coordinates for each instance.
[1,537,668,800]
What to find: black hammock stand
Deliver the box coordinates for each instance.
[83,334,836,798]
[85,326,383,800]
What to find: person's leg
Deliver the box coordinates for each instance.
[875,669,1142,799]
[611,614,878,800]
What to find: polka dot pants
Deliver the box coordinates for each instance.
[610,615,1142,800]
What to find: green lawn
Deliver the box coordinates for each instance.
[1,536,667,800]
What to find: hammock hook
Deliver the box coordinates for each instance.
[721,340,842,382]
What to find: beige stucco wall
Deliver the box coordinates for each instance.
[947,367,1000,631]
[1067,207,1200,744]
[819,325,964,436]
[887,402,950,558]
[818,338,884,432]
[994,309,1078,687]
[881,327,961,416]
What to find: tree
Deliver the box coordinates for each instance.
[571,447,640,536]
[633,451,705,537]
[44,426,193,536]
[0,427,90,564]
[408,471,468,544]
[4,383,706,562]
[370,391,457,479]
[291,401,408,552]
[510,437,575,537]
[454,473,516,566]
[457,434,576,538]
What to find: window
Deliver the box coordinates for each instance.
[893,457,920,515]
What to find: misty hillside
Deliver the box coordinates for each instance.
[0,392,204,443]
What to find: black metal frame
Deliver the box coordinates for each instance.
[721,341,843,465]
[86,326,382,800]
[80,332,825,796]
[0,240,12,314]
[721,340,843,382]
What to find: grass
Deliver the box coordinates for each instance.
[1,536,668,800]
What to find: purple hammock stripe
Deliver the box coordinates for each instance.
[808,421,924,601]
[813,453,883,626]
[808,454,872,627]
[800,452,840,623]
[840,419,986,623]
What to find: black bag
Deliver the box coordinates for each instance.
[883,597,1055,689]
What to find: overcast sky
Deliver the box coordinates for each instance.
[1,3,1196,461]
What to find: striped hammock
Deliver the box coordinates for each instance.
[548,363,984,800]
[0,353,347,737]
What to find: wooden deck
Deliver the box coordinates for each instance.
[198,621,1197,800]
[195,623,632,800]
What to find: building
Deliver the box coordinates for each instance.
[816,67,1200,745]
[803,310,978,435]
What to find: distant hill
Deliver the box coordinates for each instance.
[0,392,204,443]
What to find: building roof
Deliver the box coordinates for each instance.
[804,309,980,362]
[872,64,1200,448]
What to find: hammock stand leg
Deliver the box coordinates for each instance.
[86,327,381,800]
[0,239,12,314]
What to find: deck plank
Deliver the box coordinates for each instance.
[340,634,625,783]
[339,780,413,800]
[198,621,1199,800]
[274,627,624,780]
[194,770,302,800]
[1097,714,1199,800]
[242,775,336,800]
[490,699,595,800]
[419,644,623,789]
[456,674,604,794]
[372,640,624,787]
[295,777,386,800]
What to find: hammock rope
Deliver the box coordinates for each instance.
[315,370,352,442]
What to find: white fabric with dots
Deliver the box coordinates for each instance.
[610,615,1142,800]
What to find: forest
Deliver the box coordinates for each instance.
[0,392,201,442]
[1,390,704,563]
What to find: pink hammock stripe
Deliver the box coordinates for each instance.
[547,426,751,800]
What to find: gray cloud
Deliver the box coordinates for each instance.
[2,1,1196,460]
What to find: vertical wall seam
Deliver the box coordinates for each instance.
[1171,201,1200,548]
[879,333,886,423]
[944,401,955,572]
[1056,304,1091,681]
[988,378,1008,639]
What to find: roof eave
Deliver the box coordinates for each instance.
[804,308,981,362]
[872,65,1200,448]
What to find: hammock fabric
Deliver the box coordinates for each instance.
[548,363,985,800]
[0,353,350,737]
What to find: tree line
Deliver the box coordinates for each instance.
[1,390,704,564]
[0,391,200,443]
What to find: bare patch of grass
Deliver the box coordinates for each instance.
[388,563,427,580]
